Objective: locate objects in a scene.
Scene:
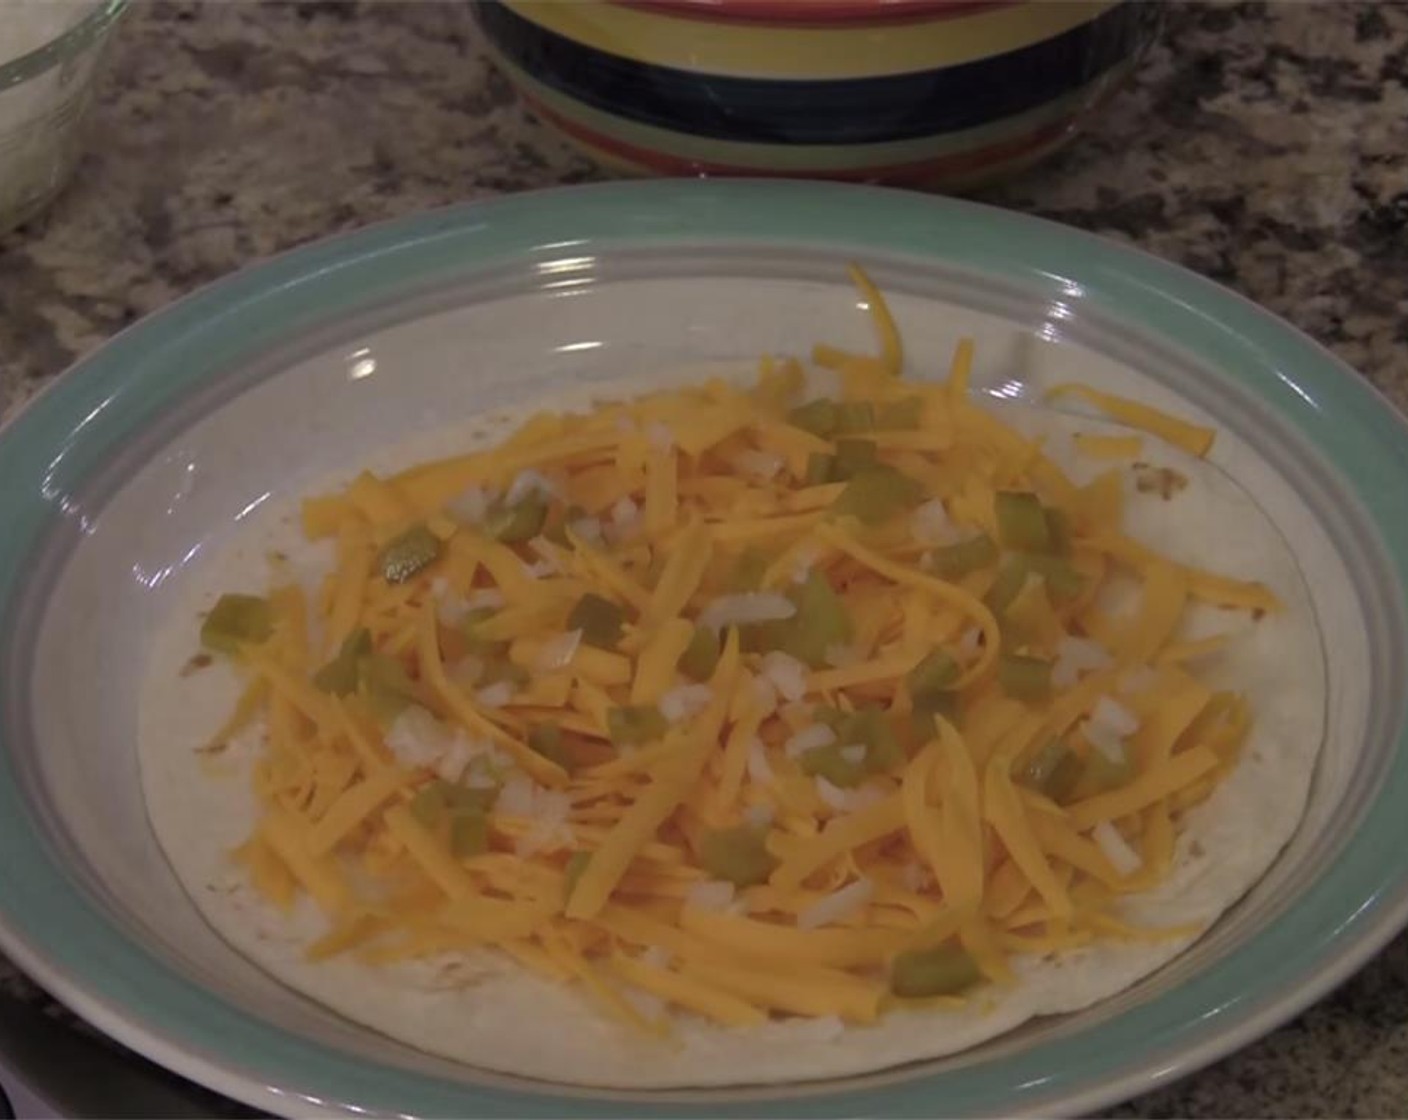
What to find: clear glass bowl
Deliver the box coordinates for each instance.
[0,0,128,235]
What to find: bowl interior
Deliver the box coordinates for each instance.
[3,201,1406,1117]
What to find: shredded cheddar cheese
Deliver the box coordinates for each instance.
[197,266,1278,1035]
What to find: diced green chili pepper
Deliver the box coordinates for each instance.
[847,705,904,771]
[567,592,625,649]
[789,398,838,437]
[1084,743,1136,791]
[458,606,506,655]
[798,742,869,788]
[527,723,573,771]
[1019,739,1083,803]
[545,503,588,547]
[808,705,902,778]
[909,695,962,742]
[804,452,837,487]
[834,400,876,433]
[927,533,999,581]
[832,465,923,525]
[1023,554,1086,603]
[358,653,417,721]
[813,704,846,729]
[994,491,1052,553]
[482,494,549,544]
[728,546,769,592]
[1045,507,1073,554]
[200,593,274,654]
[378,524,442,584]
[409,781,449,828]
[985,559,1029,616]
[998,653,1053,702]
[698,826,777,888]
[832,438,878,480]
[906,649,960,708]
[607,705,669,746]
[450,811,489,857]
[411,779,496,828]
[678,625,721,682]
[780,570,852,668]
[877,395,924,430]
[910,708,938,743]
[312,627,372,695]
[564,850,592,900]
[447,783,498,813]
[890,944,983,998]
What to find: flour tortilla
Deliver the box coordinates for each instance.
[138,382,1325,1089]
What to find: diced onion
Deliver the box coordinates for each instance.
[791,547,820,584]
[610,497,640,534]
[1092,821,1143,876]
[910,499,960,546]
[385,705,452,768]
[761,651,809,702]
[464,589,506,612]
[446,485,490,524]
[1119,663,1158,696]
[497,773,537,816]
[698,592,797,633]
[1091,695,1140,738]
[475,681,514,709]
[568,516,605,547]
[797,877,874,930]
[1085,723,1126,763]
[746,739,775,785]
[900,861,931,892]
[1052,635,1113,689]
[435,737,473,782]
[506,469,557,506]
[685,880,736,912]
[658,683,714,722]
[640,945,672,969]
[743,803,775,830]
[785,723,836,758]
[501,777,575,855]
[535,629,582,671]
[448,655,485,690]
[751,673,780,715]
[732,449,784,481]
[436,597,470,627]
[839,743,866,764]
[815,776,852,811]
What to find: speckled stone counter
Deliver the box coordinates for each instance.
[1,2,1406,1116]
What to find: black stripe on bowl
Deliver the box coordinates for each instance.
[474,0,1160,146]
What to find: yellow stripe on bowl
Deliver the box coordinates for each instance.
[502,0,1117,80]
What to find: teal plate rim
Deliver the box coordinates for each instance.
[3,180,1408,1118]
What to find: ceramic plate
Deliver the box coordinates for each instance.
[1,182,1407,1118]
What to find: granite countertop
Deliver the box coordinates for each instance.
[1,1,1406,1116]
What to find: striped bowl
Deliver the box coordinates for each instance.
[474,0,1162,188]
